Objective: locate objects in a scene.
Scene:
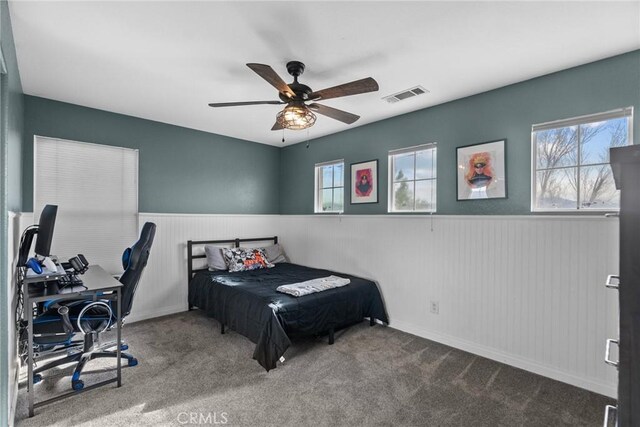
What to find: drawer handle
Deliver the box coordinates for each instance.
[605,275,619,290]
[604,213,619,218]
[605,339,619,367]
[603,404,617,427]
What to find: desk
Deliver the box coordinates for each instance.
[23,265,123,417]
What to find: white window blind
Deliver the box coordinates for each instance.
[34,136,138,274]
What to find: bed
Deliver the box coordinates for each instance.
[187,236,388,371]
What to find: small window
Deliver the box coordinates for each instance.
[388,143,437,212]
[532,108,633,211]
[315,160,344,213]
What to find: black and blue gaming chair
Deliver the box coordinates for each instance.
[31,222,156,390]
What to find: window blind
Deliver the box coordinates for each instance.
[532,107,633,132]
[34,136,138,274]
[388,142,437,156]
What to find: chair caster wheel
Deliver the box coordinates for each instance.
[120,344,129,351]
[33,374,42,384]
[72,379,84,391]
[128,357,138,367]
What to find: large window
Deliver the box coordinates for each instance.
[34,136,139,274]
[532,108,632,211]
[388,143,437,212]
[314,160,344,213]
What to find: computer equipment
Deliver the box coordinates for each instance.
[64,254,89,275]
[17,204,58,267]
[34,204,57,257]
[57,274,84,289]
[77,254,89,268]
[26,258,42,274]
[42,257,57,272]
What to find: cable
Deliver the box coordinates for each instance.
[15,224,38,362]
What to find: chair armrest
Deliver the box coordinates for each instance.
[48,303,74,334]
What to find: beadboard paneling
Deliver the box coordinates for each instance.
[7,212,21,423]
[15,212,619,397]
[278,215,619,397]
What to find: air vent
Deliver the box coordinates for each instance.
[382,86,429,104]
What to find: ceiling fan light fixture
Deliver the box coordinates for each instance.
[276,102,316,130]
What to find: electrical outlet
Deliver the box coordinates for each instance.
[430,301,439,314]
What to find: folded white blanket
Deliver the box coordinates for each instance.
[276,275,351,297]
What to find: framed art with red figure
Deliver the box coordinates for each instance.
[351,159,378,204]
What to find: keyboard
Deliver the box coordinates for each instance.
[58,274,84,288]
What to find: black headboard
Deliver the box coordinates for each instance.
[186,236,278,284]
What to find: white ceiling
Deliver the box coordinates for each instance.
[9,1,640,146]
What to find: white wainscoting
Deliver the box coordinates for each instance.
[7,212,22,424]
[15,212,619,397]
[278,214,619,397]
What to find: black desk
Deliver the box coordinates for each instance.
[23,265,123,417]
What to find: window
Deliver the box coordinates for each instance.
[315,160,344,213]
[532,108,633,211]
[388,143,437,212]
[34,136,139,274]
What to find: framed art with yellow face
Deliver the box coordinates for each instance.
[456,139,507,201]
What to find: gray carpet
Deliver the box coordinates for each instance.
[15,311,612,426]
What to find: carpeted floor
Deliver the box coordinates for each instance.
[15,311,613,426]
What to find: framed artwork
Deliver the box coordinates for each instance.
[456,139,507,201]
[351,159,378,204]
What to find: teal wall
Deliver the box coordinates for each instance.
[2,0,22,212]
[280,50,640,215]
[0,1,22,424]
[23,96,281,214]
[22,52,640,216]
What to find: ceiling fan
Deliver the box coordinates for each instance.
[208,61,379,131]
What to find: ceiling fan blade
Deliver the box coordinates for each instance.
[208,100,284,107]
[308,77,379,101]
[271,121,284,131]
[246,63,296,99]
[308,103,360,125]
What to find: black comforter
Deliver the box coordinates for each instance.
[188,263,388,371]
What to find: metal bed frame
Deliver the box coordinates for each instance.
[187,235,278,284]
[186,236,278,335]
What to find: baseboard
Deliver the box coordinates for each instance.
[125,304,186,324]
[390,319,617,399]
[8,357,18,427]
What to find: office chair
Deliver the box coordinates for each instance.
[30,222,156,391]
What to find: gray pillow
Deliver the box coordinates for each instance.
[262,243,288,264]
[204,245,228,270]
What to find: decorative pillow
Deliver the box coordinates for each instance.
[204,245,228,271]
[223,248,274,272]
[262,243,288,264]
